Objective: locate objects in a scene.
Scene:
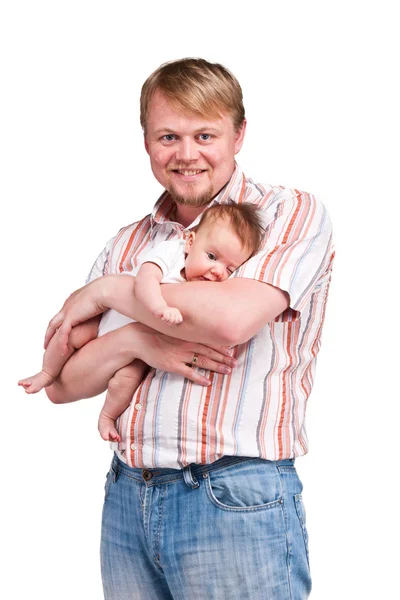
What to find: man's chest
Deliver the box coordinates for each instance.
[109,223,186,274]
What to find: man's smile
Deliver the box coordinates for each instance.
[170,168,208,181]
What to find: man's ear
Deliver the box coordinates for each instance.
[185,232,195,253]
[234,119,247,155]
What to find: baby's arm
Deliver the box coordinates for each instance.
[18,317,100,393]
[135,262,183,325]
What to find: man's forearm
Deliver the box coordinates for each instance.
[45,317,230,403]
[102,275,288,346]
[102,275,236,345]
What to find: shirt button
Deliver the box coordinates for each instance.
[130,444,137,450]
[142,470,153,481]
[135,403,142,411]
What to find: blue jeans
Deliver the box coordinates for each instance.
[101,454,311,599]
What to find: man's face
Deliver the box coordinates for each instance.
[144,91,246,208]
[183,219,252,282]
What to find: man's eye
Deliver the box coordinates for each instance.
[207,252,216,261]
[198,133,211,141]
[162,134,176,142]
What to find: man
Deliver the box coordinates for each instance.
[46,58,334,599]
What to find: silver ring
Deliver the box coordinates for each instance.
[191,352,199,366]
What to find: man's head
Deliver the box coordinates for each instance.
[141,58,246,210]
[184,203,264,282]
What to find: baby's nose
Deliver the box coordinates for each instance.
[211,264,224,280]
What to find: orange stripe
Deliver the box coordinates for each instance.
[180,379,193,466]
[118,219,147,272]
[277,322,294,459]
[128,371,152,467]
[237,174,246,204]
[207,373,224,459]
[282,192,304,244]
[200,375,215,463]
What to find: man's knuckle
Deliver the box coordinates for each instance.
[198,356,207,368]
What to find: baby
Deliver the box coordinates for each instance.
[19,203,264,442]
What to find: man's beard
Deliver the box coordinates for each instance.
[168,181,215,208]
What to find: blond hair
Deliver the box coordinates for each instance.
[140,58,245,133]
[197,203,264,257]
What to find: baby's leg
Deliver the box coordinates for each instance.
[98,360,148,442]
[19,317,100,394]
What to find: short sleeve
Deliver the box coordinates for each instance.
[85,236,116,284]
[140,239,185,277]
[237,190,334,320]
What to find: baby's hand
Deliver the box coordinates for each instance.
[154,305,183,325]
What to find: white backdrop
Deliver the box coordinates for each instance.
[1,1,399,598]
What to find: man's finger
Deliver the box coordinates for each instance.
[180,365,210,387]
[201,343,235,357]
[191,345,237,368]
[44,313,64,349]
[196,355,232,375]
[58,322,72,355]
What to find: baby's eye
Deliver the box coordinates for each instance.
[207,252,216,261]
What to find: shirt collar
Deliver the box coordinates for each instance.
[150,163,246,229]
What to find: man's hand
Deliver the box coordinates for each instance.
[44,277,113,354]
[45,322,238,403]
[134,325,237,386]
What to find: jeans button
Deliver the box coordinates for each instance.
[142,470,153,481]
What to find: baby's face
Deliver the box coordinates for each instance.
[184,219,252,282]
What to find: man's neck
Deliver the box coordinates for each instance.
[174,205,207,228]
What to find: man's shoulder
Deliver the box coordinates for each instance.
[114,213,152,239]
[244,177,328,215]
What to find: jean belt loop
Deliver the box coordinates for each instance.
[182,464,200,489]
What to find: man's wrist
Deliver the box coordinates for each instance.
[101,274,135,312]
[117,321,152,363]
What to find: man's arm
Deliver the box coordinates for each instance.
[45,321,237,404]
[99,274,289,345]
[131,277,289,346]
[107,275,288,346]
[45,274,288,353]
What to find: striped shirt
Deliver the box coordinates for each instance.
[87,164,334,469]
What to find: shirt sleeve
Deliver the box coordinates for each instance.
[85,236,116,284]
[236,189,334,320]
[140,239,184,277]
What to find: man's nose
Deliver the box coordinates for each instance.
[175,138,200,162]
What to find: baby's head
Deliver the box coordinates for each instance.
[184,203,264,282]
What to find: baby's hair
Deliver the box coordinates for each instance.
[197,203,264,257]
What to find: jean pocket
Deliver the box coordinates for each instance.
[104,470,113,501]
[204,463,283,512]
[294,494,310,566]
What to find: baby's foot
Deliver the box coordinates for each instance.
[154,305,183,325]
[18,370,55,394]
[98,412,121,442]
